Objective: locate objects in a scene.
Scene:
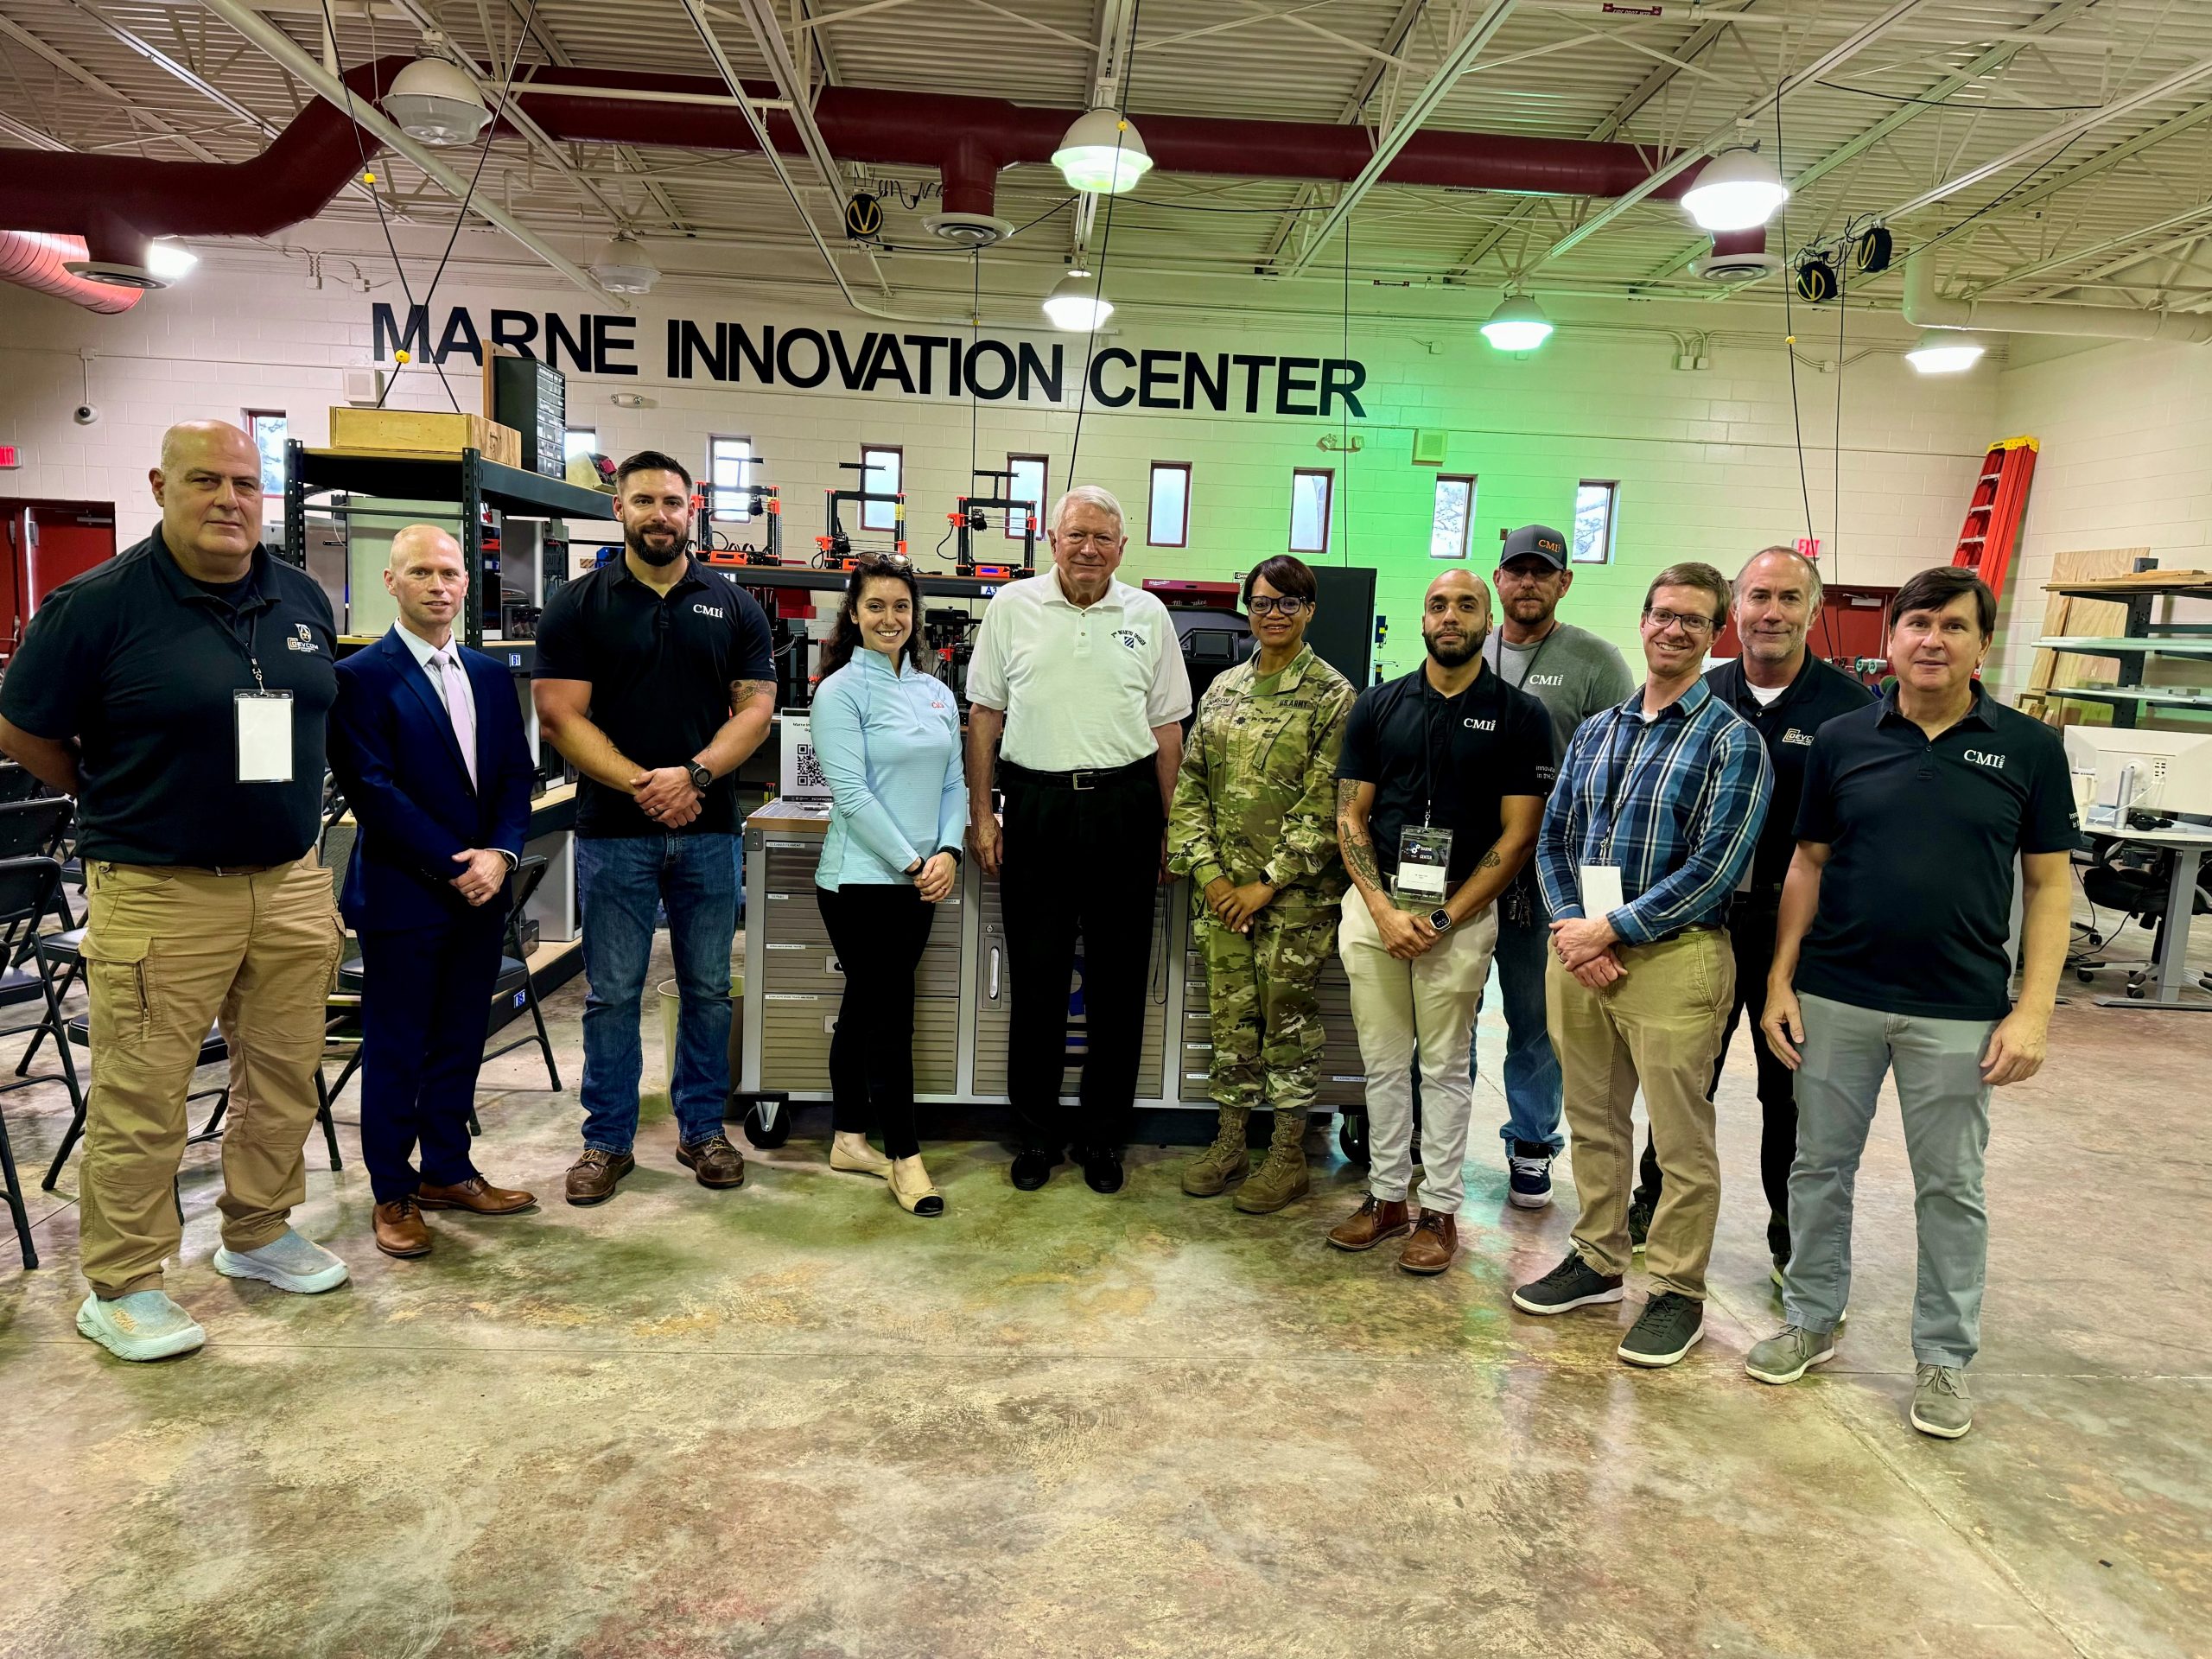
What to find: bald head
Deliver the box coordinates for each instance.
[1421,568,1491,668]
[384,524,469,645]
[149,420,264,576]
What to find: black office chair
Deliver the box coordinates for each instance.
[0,858,82,1268]
[321,854,563,1111]
[2072,835,2212,998]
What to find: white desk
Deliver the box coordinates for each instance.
[2086,823,2212,1009]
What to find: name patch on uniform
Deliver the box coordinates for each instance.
[284,623,321,654]
[1964,749,2007,771]
[692,603,725,619]
[1112,628,1145,651]
[1781,728,1815,746]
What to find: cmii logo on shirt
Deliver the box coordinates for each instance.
[692,603,725,619]
[285,623,321,654]
[1462,717,1497,732]
[1964,749,2008,771]
[1780,728,1815,746]
[1528,673,1566,687]
[1112,627,1145,651]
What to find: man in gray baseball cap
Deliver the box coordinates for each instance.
[1478,523,1634,1210]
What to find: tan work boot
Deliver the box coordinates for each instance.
[1179,1107,1251,1197]
[1234,1108,1311,1214]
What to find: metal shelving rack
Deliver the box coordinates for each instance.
[2034,571,2212,729]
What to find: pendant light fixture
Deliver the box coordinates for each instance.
[1480,293,1553,353]
[1904,329,1986,374]
[589,234,660,295]
[1682,146,1790,232]
[382,54,492,147]
[1052,108,1153,195]
[1043,268,1114,330]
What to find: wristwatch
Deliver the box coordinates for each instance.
[683,760,713,792]
[1429,907,1454,933]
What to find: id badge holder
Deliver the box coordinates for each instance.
[1577,863,1624,919]
[1393,823,1453,910]
[235,689,296,783]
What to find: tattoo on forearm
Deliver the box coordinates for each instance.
[1478,847,1502,870]
[1337,781,1384,893]
[731,679,773,713]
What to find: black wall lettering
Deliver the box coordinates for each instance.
[1320,358,1366,419]
[778,328,830,388]
[1088,347,1136,407]
[729,324,773,384]
[1185,353,1227,411]
[1230,353,1272,413]
[1017,342,1064,403]
[488,310,539,357]
[594,315,639,376]
[1275,356,1319,416]
[964,340,1016,399]
[372,302,432,361]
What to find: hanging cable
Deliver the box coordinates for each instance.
[1340,217,1353,568]
[1773,96,1818,547]
[1065,0,1142,488]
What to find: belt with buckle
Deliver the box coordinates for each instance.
[1000,758,1153,792]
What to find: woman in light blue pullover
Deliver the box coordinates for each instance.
[810,554,967,1216]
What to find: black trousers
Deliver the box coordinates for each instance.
[1634,898,1796,1259]
[816,882,937,1160]
[357,911,507,1205]
[999,765,1163,1154]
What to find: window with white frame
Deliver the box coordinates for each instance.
[1288,468,1332,556]
[1148,462,1190,548]
[1006,454,1046,541]
[1430,474,1476,559]
[246,410,287,497]
[1571,480,1618,564]
[709,435,753,521]
[861,445,902,532]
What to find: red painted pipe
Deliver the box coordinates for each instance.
[0,56,1700,252]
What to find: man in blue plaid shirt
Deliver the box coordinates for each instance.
[1510,560,1772,1370]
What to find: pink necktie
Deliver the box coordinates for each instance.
[437,652,478,789]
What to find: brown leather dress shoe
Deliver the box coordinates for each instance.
[1326,1195,1412,1252]
[373,1197,432,1259]
[677,1134,747,1189]
[1398,1210,1459,1275]
[417,1175,537,1215]
[565,1148,636,1206]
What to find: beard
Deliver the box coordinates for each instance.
[1424,626,1485,667]
[626,523,689,567]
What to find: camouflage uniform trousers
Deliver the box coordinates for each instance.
[1192,904,1338,1116]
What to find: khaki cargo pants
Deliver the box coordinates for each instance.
[76,857,343,1299]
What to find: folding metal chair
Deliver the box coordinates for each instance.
[0,799,77,933]
[0,857,84,1268]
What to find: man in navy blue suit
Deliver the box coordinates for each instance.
[328,525,539,1259]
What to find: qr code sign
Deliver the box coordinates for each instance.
[779,715,834,800]
[792,745,827,791]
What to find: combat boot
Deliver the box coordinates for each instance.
[1234,1108,1311,1214]
[1179,1107,1251,1197]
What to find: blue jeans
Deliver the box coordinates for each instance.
[576,832,737,1152]
[1477,903,1563,1154]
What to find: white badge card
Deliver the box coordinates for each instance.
[235,690,295,783]
[1394,824,1453,906]
[1578,863,1624,918]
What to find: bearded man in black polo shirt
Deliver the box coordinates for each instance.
[1630,547,1873,1279]
[1750,567,2075,1440]
[1,421,351,1363]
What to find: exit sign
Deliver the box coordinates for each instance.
[0,445,19,468]
[1795,537,1821,560]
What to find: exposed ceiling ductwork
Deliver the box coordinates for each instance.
[1904,253,2212,346]
[0,55,1722,310]
[0,231,144,315]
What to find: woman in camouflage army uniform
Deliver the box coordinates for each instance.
[1166,556,1356,1213]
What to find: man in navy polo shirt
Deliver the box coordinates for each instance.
[1749,567,2075,1440]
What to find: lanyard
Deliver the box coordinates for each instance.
[1590,705,1680,863]
[197,594,270,691]
[1500,622,1560,690]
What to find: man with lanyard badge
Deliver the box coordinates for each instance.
[1478,525,1634,1211]
[1329,570,1553,1274]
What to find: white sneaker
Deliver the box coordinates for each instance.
[76,1290,207,1362]
[213,1229,350,1294]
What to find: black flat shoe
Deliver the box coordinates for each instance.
[1010,1147,1059,1190]
[1078,1146,1124,1194]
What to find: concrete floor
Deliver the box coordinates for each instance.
[0,928,2207,1659]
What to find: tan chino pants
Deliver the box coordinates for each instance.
[76,858,344,1298]
[1547,927,1733,1299]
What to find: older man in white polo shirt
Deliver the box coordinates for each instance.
[966,484,1192,1193]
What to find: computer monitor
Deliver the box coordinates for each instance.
[2067,727,2212,827]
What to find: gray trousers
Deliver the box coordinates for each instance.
[1785,992,1997,1369]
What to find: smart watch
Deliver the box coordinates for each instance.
[1429,907,1454,933]
[684,760,713,791]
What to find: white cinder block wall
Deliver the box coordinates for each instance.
[1990,335,2212,700]
[3,259,1998,678]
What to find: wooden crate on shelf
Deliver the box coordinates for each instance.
[327,408,522,468]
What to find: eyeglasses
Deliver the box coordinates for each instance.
[1247,597,1309,617]
[1643,607,1717,636]
[1055,531,1120,548]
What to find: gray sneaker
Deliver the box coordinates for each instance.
[1745,1324,1836,1385]
[75,1291,207,1362]
[1911,1364,1974,1440]
[213,1229,350,1294]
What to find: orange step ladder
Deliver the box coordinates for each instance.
[1952,435,2038,599]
